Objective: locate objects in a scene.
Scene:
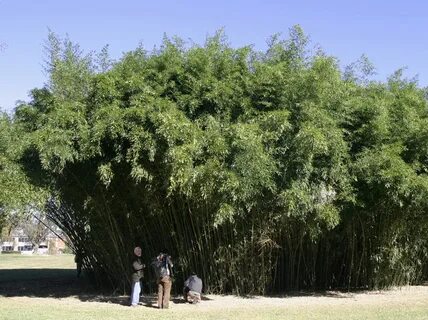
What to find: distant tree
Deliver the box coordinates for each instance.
[21,212,54,252]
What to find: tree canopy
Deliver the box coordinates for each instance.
[2,26,428,293]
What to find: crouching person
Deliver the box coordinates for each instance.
[183,273,202,304]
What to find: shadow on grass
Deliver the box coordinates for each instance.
[0,268,96,299]
[79,291,213,307]
[0,268,210,307]
[1,268,383,307]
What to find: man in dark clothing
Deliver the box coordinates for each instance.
[74,250,83,278]
[151,252,173,309]
[130,246,145,307]
[183,273,202,303]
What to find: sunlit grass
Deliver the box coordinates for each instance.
[0,253,75,269]
[0,295,427,320]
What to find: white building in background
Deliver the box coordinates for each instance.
[0,228,65,254]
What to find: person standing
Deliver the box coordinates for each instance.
[74,250,83,278]
[152,252,173,309]
[130,246,145,307]
[183,273,203,303]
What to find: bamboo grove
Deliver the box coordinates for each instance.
[1,26,428,294]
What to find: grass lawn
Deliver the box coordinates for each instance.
[0,254,427,320]
[0,253,75,269]
[0,254,75,282]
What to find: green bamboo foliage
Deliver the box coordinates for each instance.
[0,114,49,232]
[6,26,428,293]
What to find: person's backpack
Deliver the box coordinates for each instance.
[152,254,173,278]
[159,261,169,278]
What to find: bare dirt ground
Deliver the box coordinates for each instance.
[196,285,428,309]
[41,284,427,310]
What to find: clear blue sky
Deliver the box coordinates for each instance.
[1,0,427,113]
